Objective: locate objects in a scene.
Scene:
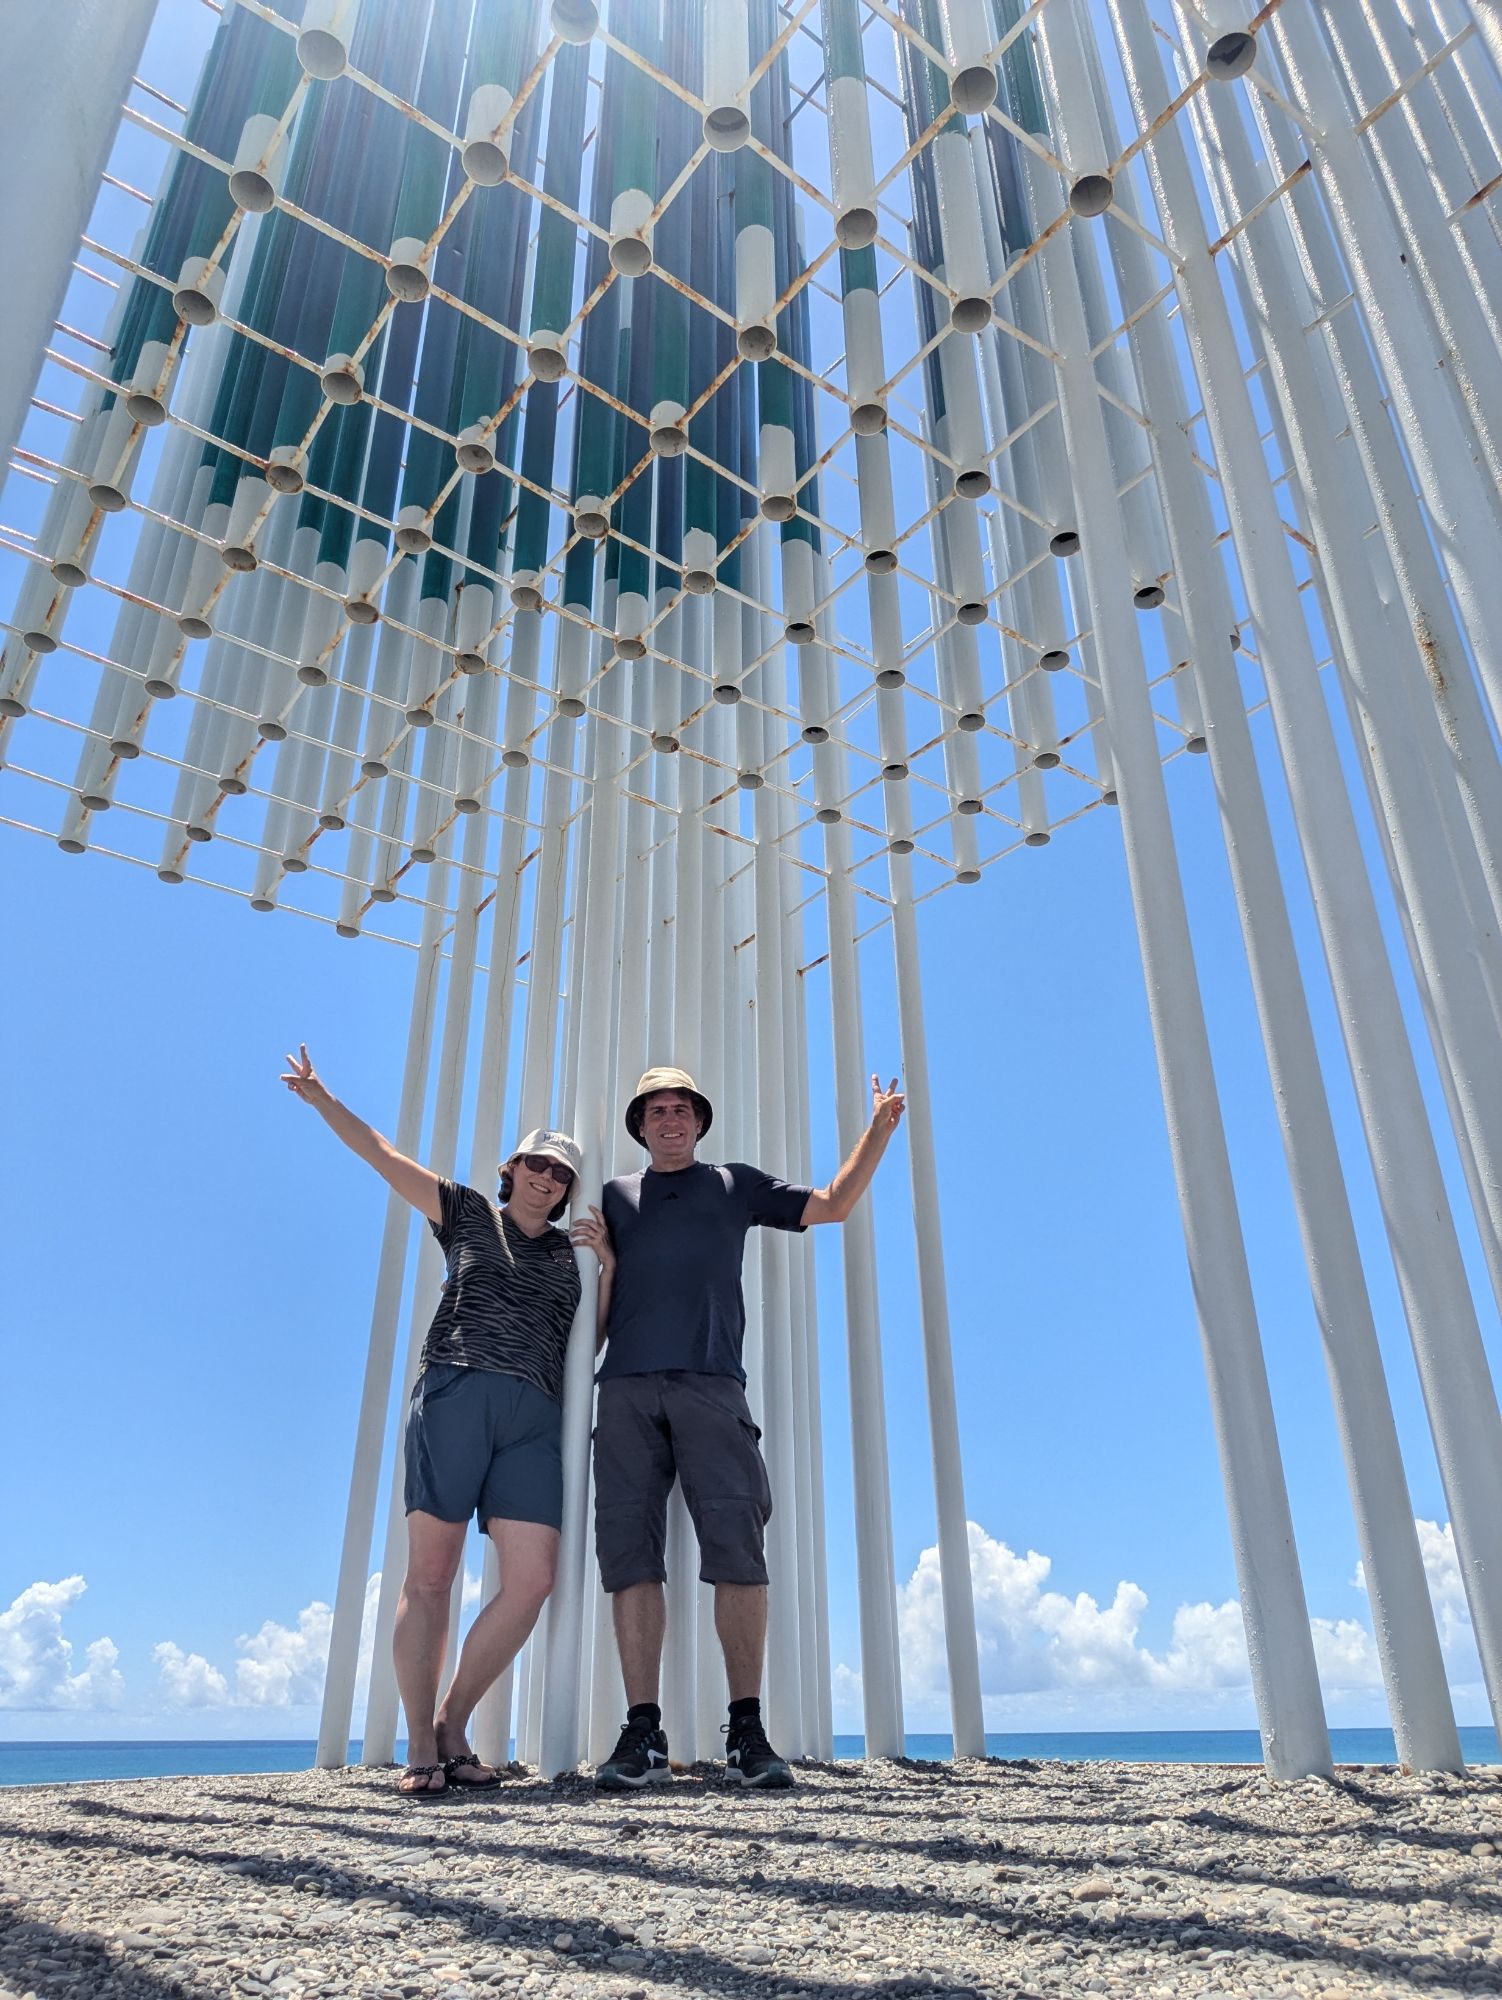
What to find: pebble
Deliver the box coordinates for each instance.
[1,1761,1500,1998]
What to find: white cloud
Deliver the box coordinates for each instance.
[896,1524,1248,1703]
[1155,1596,1248,1690]
[0,1578,124,1711]
[234,1601,334,1708]
[153,1641,230,1708]
[150,1571,384,1714]
[1309,1617,1379,1689]
[1348,1517,1483,1692]
[843,1518,1484,1729]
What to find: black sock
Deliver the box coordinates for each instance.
[627,1702,662,1731]
[728,1696,761,1729]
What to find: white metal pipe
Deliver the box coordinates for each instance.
[751,787,804,1754]
[1263,0,1502,728]
[1190,48,1502,1266]
[321,621,377,830]
[1244,84,1502,933]
[0,0,156,502]
[704,0,752,149]
[1094,81,1463,1770]
[1113,0,1502,1741]
[1025,129,1331,1777]
[932,130,993,333]
[790,958,833,1759]
[823,817,905,1758]
[937,0,997,111]
[539,670,625,1778]
[316,889,447,1766]
[1312,1,1502,490]
[1360,0,1502,344]
[825,4,879,247]
[887,852,985,1757]
[1033,0,1114,214]
[363,850,455,1765]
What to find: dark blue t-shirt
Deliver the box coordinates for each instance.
[599,1160,811,1383]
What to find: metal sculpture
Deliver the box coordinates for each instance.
[3,0,1501,1780]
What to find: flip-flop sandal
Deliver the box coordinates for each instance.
[397,1762,449,1800]
[444,1753,500,1791]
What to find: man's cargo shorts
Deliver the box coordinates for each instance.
[592,1371,773,1592]
[404,1361,564,1531]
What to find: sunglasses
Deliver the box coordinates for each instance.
[516,1152,575,1188]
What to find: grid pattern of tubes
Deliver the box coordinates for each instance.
[14,0,1495,928]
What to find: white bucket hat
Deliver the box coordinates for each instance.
[502,1128,582,1221]
[625,1067,714,1145]
[503,1127,583,1181]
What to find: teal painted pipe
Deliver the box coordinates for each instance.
[458,0,541,185]
[526,39,588,380]
[681,154,719,594]
[603,0,657,276]
[645,3,697,457]
[820,0,878,248]
[385,0,467,299]
[568,49,622,542]
[748,0,795,523]
[320,0,435,404]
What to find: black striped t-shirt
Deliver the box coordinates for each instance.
[418,1180,582,1402]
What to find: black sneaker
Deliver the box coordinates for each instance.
[723,1715,794,1789]
[595,1715,672,1790]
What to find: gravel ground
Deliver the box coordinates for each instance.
[1,1758,1499,2000]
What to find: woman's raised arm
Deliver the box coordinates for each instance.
[281,1045,442,1224]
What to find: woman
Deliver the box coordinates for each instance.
[281,1046,613,1798]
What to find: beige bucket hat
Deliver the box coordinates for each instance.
[625,1066,714,1145]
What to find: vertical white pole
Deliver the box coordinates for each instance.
[362,855,454,1767]
[752,785,804,1754]
[1243,81,1502,938]
[823,821,905,1760]
[540,670,626,1777]
[1113,0,1502,1741]
[1025,132,1331,1778]
[886,861,986,1758]
[316,892,447,1768]
[465,760,540,1771]
[0,0,157,497]
[1263,3,1502,726]
[1090,59,1463,1770]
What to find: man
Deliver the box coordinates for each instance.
[572,1064,905,1791]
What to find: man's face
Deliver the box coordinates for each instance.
[642,1091,700,1170]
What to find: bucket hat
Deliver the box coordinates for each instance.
[625,1067,714,1146]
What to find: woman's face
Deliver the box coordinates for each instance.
[506,1151,573,1225]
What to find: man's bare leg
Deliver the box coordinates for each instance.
[714,1582,768,1702]
[713,1581,790,1785]
[611,1580,667,1706]
[392,1511,466,1792]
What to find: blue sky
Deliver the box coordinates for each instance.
[2,700,1494,1740]
[2,0,1498,1747]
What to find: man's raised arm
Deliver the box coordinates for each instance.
[800,1074,905,1225]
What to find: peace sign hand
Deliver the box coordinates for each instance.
[281,1044,331,1111]
[871,1074,906,1131]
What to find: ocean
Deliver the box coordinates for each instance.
[2,1727,1498,1787]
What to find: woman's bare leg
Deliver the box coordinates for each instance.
[393,1510,466,1790]
[435,1518,559,1777]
